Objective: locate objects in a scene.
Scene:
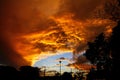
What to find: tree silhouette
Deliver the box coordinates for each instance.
[85,0,120,79]
[109,21,120,80]
[85,33,112,80]
[0,66,18,80]
[85,22,120,80]
[62,72,72,80]
[19,66,40,80]
[86,33,111,64]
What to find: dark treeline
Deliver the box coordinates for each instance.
[0,65,40,80]
[0,65,84,80]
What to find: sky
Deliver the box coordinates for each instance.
[0,0,117,70]
[34,52,74,73]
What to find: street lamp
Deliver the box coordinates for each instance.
[59,61,62,76]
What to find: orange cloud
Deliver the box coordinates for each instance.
[0,0,117,68]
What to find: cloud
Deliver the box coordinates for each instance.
[0,0,116,68]
[58,0,105,20]
[67,63,95,70]
[0,38,31,68]
[0,0,60,68]
[66,54,96,70]
[56,57,69,61]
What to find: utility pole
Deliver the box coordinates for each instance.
[44,66,46,78]
[42,66,46,80]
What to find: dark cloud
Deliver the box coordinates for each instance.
[56,57,68,61]
[0,37,30,68]
[66,54,94,70]
[58,0,104,20]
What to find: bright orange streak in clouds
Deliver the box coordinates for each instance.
[14,13,116,66]
[68,63,96,71]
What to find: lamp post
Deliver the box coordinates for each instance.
[59,61,62,76]
[59,60,62,80]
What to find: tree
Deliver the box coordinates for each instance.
[109,21,120,80]
[85,22,120,80]
[0,66,18,80]
[19,66,40,80]
[85,0,120,79]
[86,33,110,63]
[85,33,113,80]
[62,72,72,80]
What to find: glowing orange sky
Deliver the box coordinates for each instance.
[0,0,117,68]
